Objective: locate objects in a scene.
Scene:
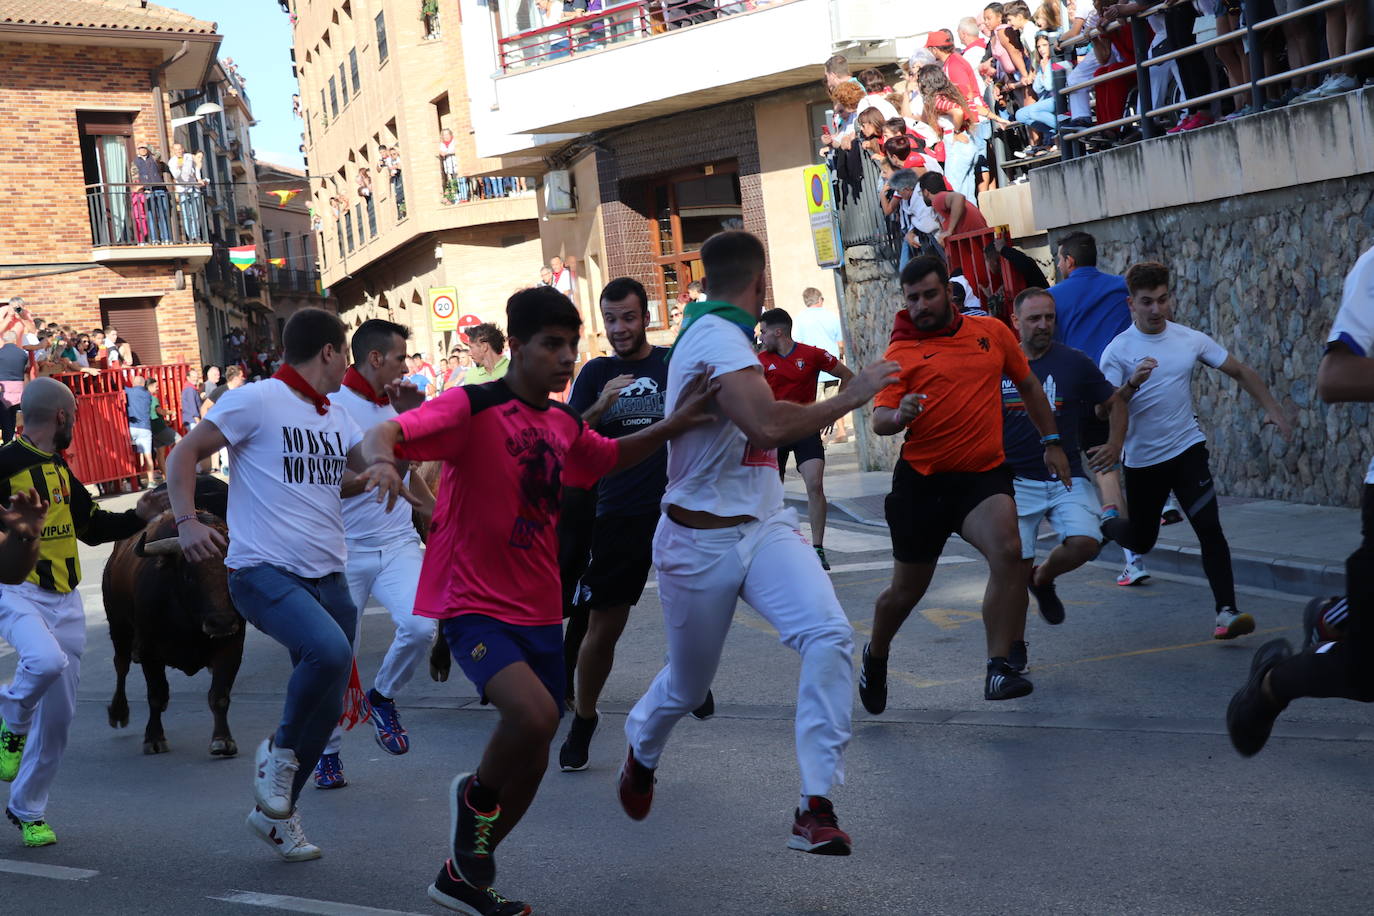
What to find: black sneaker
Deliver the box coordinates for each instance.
[985,658,1034,700]
[1028,566,1065,625]
[1302,595,1346,650]
[1008,640,1029,674]
[558,712,598,772]
[1227,638,1293,757]
[858,643,887,715]
[449,773,499,889]
[815,546,831,571]
[690,689,715,720]
[428,859,531,915]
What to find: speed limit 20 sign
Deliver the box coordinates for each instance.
[429,286,458,331]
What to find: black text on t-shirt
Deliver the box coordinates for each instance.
[281,425,348,486]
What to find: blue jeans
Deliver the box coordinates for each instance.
[178,191,203,241]
[148,189,171,243]
[228,565,357,805]
[1015,98,1058,135]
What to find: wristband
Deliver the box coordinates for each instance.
[174,513,197,527]
[1040,434,1062,446]
[1126,380,1140,391]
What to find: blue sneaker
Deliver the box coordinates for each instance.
[313,752,347,790]
[367,689,409,756]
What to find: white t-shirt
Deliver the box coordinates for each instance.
[552,268,574,296]
[792,306,844,383]
[1099,321,1229,468]
[856,94,899,122]
[1328,244,1374,482]
[334,387,416,548]
[900,190,941,236]
[662,315,785,520]
[209,378,364,577]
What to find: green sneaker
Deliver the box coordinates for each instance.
[6,808,55,847]
[0,721,25,782]
[814,546,831,571]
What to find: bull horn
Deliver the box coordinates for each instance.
[140,537,184,556]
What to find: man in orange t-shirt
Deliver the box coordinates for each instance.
[858,256,1070,705]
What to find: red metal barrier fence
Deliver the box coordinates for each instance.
[943,224,1024,327]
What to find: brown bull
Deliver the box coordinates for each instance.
[103,509,244,756]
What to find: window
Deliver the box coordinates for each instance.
[349,49,360,93]
[355,202,364,240]
[365,195,377,236]
[339,63,349,105]
[643,163,743,326]
[337,220,345,258]
[328,77,339,117]
[375,12,389,63]
[320,88,328,123]
[344,211,355,250]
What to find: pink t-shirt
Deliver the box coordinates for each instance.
[395,382,620,626]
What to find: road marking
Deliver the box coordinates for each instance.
[213,890,429,916]
[0,858,99,880]
[920,608,983,630]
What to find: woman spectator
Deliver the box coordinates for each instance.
[147,377,177,484]
[357,167,373,199]
[918,64,979,199]
[819,80,866,155]
[1014,34,1061,155]
[855,68,901,121]
[129,163,149,245]
[1035,0,1070,43]
[983,3,1031,94]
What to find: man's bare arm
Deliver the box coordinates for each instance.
[1317,343,1374,403]
[1217,355,1294,439]
[717,362,897,449]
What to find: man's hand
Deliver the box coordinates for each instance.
[1086,439,1122,473]
[599,374,635,406]
[850,360,902,403]
[894,392,928,427]
[663,372,720,434]
[178,518,227,562]
[1044,444,1073,489]
[355,461,422,513]
[135,488,171,521]
[0,488,47,541]
[1264,408,1295,441]
[1129,357,1158,388]
[385,378,425,413]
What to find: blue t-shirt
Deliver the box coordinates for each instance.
[125,386,153,430]
[1001,342,1113,480]
[1048,266,1131,363]
[408,372,431,392]
[568,346,668,517]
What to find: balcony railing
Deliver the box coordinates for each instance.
[440,169,533,205]
[498,0,774,72]
[268,267,324,296]
[86,182,215,248]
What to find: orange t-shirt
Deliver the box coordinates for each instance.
[874,313,1031,475]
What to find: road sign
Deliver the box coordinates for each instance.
[457,313,481,343]
[802,165,842,270]
[429,287,458,332]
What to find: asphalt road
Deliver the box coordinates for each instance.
[2,517,1372,915]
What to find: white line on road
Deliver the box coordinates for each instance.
[0,857,99,880]
[212,890,429,916]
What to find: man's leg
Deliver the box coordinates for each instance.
[1036,480,1104,585]
[557,487,596,704]
[798,455,828,550]
[371,539,434,702]
[573,604,630,722]
[868,560,938,659]
[958,493,1026,660]
[1102,461,1172,555]
[1167,446,1245,630]
[477,661,562,846]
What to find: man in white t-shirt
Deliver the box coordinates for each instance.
[549,256,574,302]
[617,230,896,857]
[791,288,850,442]
[1227,243,1374,757]
[167,307,417,862]
[1099,262,1292,641]
[313,319,436,790]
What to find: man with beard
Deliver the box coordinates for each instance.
[858,257,1069,706]
[0,378,168,846]
[355,287,714,914]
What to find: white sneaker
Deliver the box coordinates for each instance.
[1117,560,1151,586]
[1316,74,1359,97]
[1294,74,1338,103]
[1214,607,1257,641]
[246,806,322,862]
[253,738,298,819]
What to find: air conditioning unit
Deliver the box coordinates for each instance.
[543,169,576,217]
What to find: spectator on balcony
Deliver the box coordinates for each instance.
[925,29,982,106]
[168,143,206,242]
[536,0,572,58]
[957,18,990,95]
[383,146,406,218]
[855,69,900,121]
[550,256,575,300]
[820,81,866,156]
[1289,1,1366,103]
[464,322,509,384]
[984,3,1031,91]
[884,168,942,268]
[134,145,170,244]
[357,167,373,199]
[439,128,460,195]
[539,265,555,287]
[0,331,26,442]
[918,64,979,200]
[125,375,155,490]
[1034,1,1069,44]
[1005,2,1040,61]
[686,280,706,303]
[824,53,859,93]
[128,163,150,245]
[919,170,987,244]
[1014,34,1062,153]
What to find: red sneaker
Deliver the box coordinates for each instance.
[617,747,655,821]
[787,796,851,856]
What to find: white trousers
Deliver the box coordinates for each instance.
[625,509,853,797]
[0,583,84,821]
[325,536,433,754]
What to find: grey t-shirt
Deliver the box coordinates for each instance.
[0,344,28,381]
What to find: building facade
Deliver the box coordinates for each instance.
[0,2,222,366]
[257,160,338,338]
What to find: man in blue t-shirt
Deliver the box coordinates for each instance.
[124,375,155,489]
[557,277,673,773]
[1002,287,1124,668]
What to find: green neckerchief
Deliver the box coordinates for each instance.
[665,300,758,363]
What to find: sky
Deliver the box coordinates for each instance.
[174,0,304,170]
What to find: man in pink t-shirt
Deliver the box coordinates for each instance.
[357,286,711,914]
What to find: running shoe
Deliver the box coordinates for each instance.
[815,546,831,571]
[985,658,1034,700]
[1028,566,1066,625]
[1117,560,1150,587]
[1293,74,1338,103]
[787,796,852,856]
[1214,607,1257,640]
[558,711,598,773]
[1302,595,1347,649]
[313,752,347,790]
[858,643,887,715]
[246,805,321,862]
[1316,73,1359,97]
[449,773,499,888]
[0,720,25,782]
[1009,640,1029,674]
[6,807,55,847]
[254,738,298,819]
[428,859,532,915]
[1226,638,1293,757]
[367,688,409,756]
[690,689,715,720]
[617,747,655,821]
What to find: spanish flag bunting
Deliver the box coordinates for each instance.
[269,189,304,206]
[228,245,256,271]
[268,257,286,268]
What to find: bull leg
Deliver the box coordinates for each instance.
[106,606,133,729]
[429,627,451,682]
[142,659,171,755]
[207,633,244,758]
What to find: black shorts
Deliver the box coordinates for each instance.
[573,510,659,611]
[778,433,825,477]
[885,462,1014,564]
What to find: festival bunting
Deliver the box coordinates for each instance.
[268,258,286,268]
[268,189,304,206]
[228,245,257,271]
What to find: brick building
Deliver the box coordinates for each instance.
[0,2,222,366]
[257,159,337,336]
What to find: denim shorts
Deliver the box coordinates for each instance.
[130,426,153,455]
[1014,476,1102,560]
[442,613,565,715]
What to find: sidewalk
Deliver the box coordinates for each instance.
[787,442,1359,597]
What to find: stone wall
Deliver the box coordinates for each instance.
[840,245,903,473]
[1055,175,1374,508]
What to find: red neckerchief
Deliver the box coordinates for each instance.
[342,366,388,406]
[274,363,330,415]
[890,308,964,343]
